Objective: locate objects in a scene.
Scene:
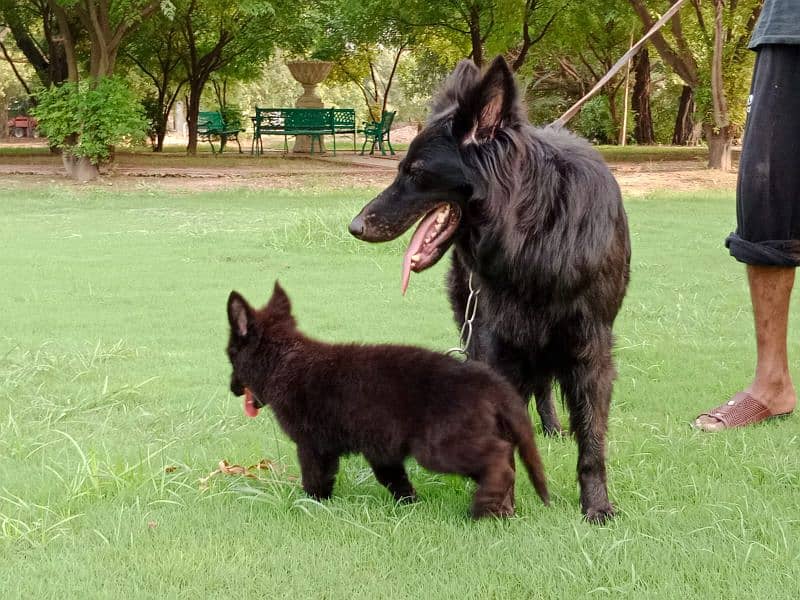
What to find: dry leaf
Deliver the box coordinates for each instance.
[198,458,283,490]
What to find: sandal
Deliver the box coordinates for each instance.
[693,391,792,432]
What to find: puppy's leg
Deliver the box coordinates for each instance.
[369,462,417,503]
[297,445,340,500]
[558,340,615,524]
[470,441,516,519]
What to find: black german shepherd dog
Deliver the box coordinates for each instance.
[226,283,549,518]
[349,57,630,523]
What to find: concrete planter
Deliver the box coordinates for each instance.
[286,60,333,153]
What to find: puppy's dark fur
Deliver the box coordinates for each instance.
[349,57,631,523]
[226,283,549,518]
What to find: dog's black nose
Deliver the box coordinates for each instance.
[348,215,364,238]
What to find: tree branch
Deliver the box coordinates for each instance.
[0,40,32,94]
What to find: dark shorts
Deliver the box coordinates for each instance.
[726,44,800,266]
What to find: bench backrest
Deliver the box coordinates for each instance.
[380,110,396,131]
[284,108,333,132]
[254,107,286,132]
[332,108,356,131]
[198,111,224,133]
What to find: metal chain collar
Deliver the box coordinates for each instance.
[446,271,480,360]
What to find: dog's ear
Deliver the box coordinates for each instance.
[455,56,518,144]
[227,291,253,338]
[430,59,481,118]
[266,281,292,320]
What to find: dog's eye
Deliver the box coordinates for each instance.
[406,160,426,177]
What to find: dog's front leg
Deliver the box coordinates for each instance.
[297,444,340,500]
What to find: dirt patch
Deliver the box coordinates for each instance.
[610,161,737,196]
[0,153,736,196]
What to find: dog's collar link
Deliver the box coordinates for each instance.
[446,271,480,361]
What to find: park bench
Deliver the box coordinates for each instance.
[360,110,396,156]
[251,107,356,155]
[197,111,244,155]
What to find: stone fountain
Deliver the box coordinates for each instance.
[286,59,333,153]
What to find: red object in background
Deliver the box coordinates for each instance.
[6,115,38,138]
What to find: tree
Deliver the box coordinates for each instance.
[387,0,560,70]
[528,0,636,140]
[0,0,75,89]
[46,0,164,82]
[631,46,654,144]
[310,0,413,117]
[628,0,761,170]
[173,0,303,154]
[123,11,187,151]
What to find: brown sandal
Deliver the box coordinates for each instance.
[694,392,792,432]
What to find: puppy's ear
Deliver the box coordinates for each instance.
[266,281,292,320]
[430,59,481,118]
[227,291,253,338]
[455,56,518,144]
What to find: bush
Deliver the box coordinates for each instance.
[219,104,243,130]
[574,95,615,144]
[34,77,148,165]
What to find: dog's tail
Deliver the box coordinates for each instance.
[502,402,550,506]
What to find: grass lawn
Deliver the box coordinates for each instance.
[1,184,798,599]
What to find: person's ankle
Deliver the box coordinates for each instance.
[748,375,796,413]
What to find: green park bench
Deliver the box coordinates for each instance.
[197,110,244,155]
[360,110,396,156]
[251,107,356,155]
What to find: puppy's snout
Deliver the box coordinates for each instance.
[348,215,365,238]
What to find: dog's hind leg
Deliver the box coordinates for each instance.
[470,441,516,519]
[558,342,616,524]
[297,445,340,501]
[369,462,417,503]
[532,377,565,437]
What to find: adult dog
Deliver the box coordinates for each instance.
[348,57,630,523]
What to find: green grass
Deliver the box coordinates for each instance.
[1,184,799,599]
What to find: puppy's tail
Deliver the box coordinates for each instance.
[503,402,550,506]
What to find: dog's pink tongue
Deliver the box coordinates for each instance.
[244,388,259,418]
[402,210,440,295]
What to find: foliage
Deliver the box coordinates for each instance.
[219,103,243,129]
[574,95,615,144]
[33,77,147,164]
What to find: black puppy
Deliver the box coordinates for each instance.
[226,282,549,518]
[349,57,630,523]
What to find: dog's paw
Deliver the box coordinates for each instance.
[583,503,616,524]
[542,423,566,437]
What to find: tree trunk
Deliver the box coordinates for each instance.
[0,103,7,138]
[468,6,483,67]
[606,90,620,145]
[632,46,655,144]
[704,124,733,171]
[186,81,204,155]
[672,85,695,145]
[708,0,731,171]
[62,153,100,182]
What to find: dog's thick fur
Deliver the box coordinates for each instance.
[349,57,631,523]
[226,283,549,518]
